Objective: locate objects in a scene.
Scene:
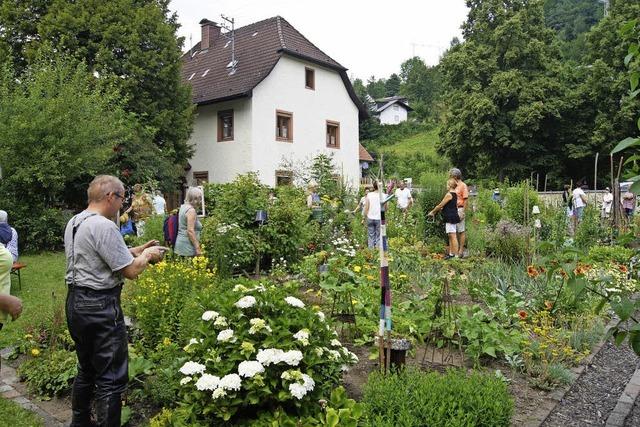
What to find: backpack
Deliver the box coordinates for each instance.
[163,213,179,247]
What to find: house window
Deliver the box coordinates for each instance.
[326,120,340,148]
[217,110,234,142]
[193,171,209,185]
[275,170,293,186]
[393,104,399,111]
[394,115,399,122]
[305,67,315,90]
[276,110,293,142]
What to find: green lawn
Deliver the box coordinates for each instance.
[0,252,67,348]
[0,397,44,426]
[379,127,441,158]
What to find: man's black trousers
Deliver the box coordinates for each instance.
[66,285,128,427]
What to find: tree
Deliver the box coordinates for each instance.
[385,73,401,96]
[0,0,195,189]
[366,75,386,99]
[0,57,136,249]
[544,0,604,61]
[582,0,640,166]
[399,57,442,122]
[438,0,567,181]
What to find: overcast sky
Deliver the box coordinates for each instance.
[168,0,469,80]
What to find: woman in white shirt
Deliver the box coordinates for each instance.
[363,181,387,249]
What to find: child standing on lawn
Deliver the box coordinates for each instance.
[428,178,461,260]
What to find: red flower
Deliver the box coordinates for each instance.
[527,266,539,278]
[518,310,528,320]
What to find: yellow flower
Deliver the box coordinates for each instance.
[31,348,40,357]
[353,266,362,273]
[366,275,375,281]
[163,337,171,346]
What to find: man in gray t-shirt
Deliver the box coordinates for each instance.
[65,175,166,427]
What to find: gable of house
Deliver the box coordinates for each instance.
[181,16,367,119]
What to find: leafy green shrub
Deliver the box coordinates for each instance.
[127,257,216,349]
[575,206,607,248]
[362,367,513,427]
[503,182,539,225]
[418,186,446,244]
[475,189,503,227]
[485,219,530,261]
[200,174,311,276]
[18,349,77,398]
[173,280,358,424]
[9,206,72,252]
[587,245,634,264]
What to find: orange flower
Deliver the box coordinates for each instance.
[527,265,539,278]
[619,264,628,273]
[544,300,553,310]
[433,253,444,260]
[518,310,528,320]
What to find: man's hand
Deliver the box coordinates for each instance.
[130,240,160,257]
[0,294,23,320]
[143,246,168,263]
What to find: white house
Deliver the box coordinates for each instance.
[375,96,413,125]
[180,17,367,188]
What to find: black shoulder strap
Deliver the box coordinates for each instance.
[70,212,97,286]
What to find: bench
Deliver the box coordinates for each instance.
[10,262,26,290]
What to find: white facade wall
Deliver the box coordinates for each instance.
[251,56,360,187]
[185,99,252,185]
[379,103,408,125]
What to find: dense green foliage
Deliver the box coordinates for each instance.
[544,0,604,61]
[0,0,194,191]
[18,349,78,398]
[362,368,513,426]
[0,58,134,250]
[439,0,566,181]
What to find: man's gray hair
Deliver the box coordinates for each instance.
[449,168,462,179]
[0,210,7,223]
[185,187,203,206]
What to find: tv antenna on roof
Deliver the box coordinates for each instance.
[220,14,237,75]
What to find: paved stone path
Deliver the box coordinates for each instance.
[1,347,68,427]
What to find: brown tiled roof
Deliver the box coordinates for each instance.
[181,16,367,118]
[359,143,374,162]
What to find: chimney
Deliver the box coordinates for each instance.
[199,18,220,51]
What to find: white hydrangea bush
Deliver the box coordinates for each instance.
[176,279,358,423]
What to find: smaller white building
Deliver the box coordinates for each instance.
[375,96,412,125]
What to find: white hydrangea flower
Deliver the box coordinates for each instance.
[253,284,267,293]
[282,350,304,366]
[179,361,206,375]
[238,360,265,378]
[249,318,272,335]
[301,373,315,391]
[330,339,342,347]
[256,348,285,366]
[285,296,305,308]
[188,338,201,346]
[217,329,236,343]
[328,350,341,361]
[179,376,192,385]
[293,329,310,346]
[347,350,359,363]
[235,295,257,309]
[219,373,242,391]
[289,382,308,399]
[214,316,228,327]
[212,388,227,399]
[201,310,219,321]
[195,374,220,391]
[316,311,326,322]
[281,370,298,381]
[314,347,324,357]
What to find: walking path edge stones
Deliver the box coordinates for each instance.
[606,366,640,427]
